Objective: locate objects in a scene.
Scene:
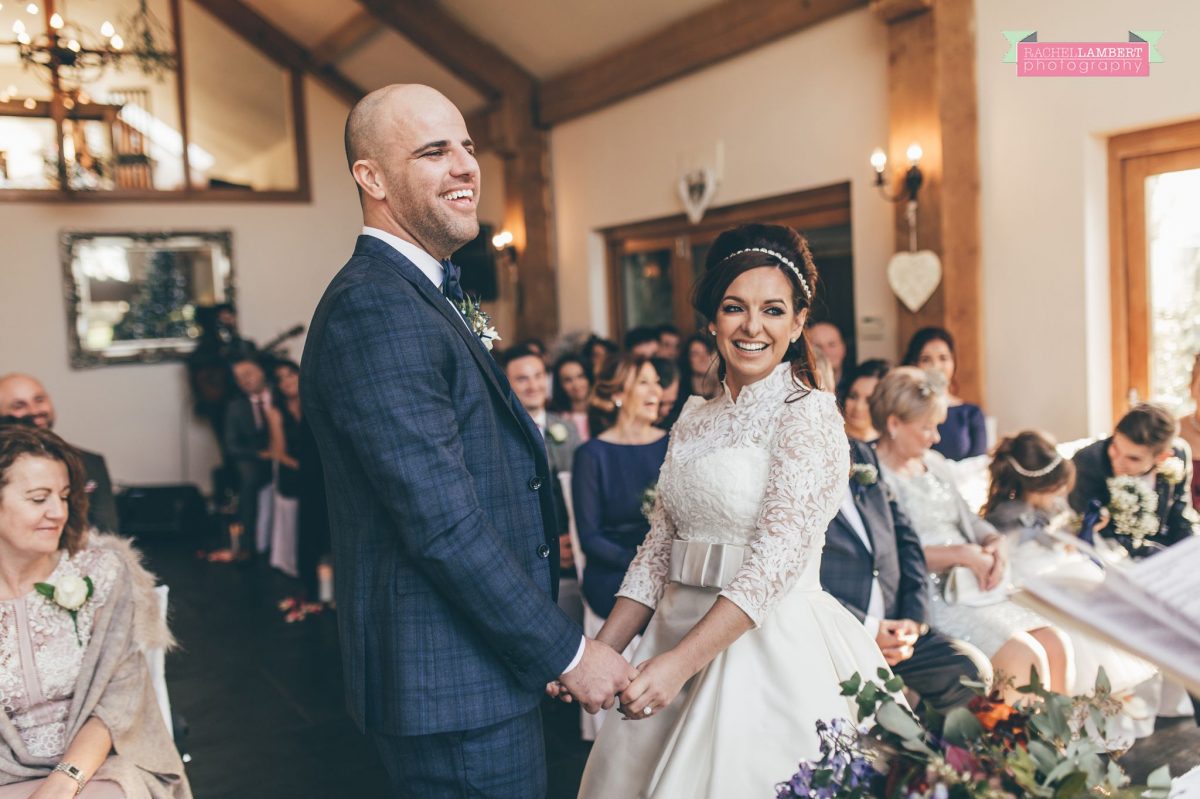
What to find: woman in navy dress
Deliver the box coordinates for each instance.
[572,355,668,618]
[903,326,987,460]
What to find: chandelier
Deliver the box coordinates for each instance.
[6,0,176,99]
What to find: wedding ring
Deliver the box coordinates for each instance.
[643,706,653,716]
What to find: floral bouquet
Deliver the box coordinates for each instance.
[640,483,658,521]
[1104,475,1160,552]
[776,668,1172,799]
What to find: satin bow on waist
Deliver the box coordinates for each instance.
[668,539,747,591]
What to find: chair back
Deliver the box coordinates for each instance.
[558,471,586,581]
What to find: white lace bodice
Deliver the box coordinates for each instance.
[617,363,849,626]
[0,545,122,757]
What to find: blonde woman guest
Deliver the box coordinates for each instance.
[871,367,1073,702]
[902,327,986,461]
[836,359,889,443]
[0,425,190,799]
[572,356,668,619]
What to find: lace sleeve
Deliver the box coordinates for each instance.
[614,397,705,609]
[720,391,849,627]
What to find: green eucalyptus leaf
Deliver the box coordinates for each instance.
[34,582,56,600]
[877,667,891,681]
[1094,666,1111,693]
[1053,772,1087,798]
[876,700,923,740]
[841,673,862,696]
[885,676,905,693]
[940,707,983,746]
[1027,740,1058,773]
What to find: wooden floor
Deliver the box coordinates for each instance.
[140,534,1196,798]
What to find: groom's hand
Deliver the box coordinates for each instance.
[557,638,637,714]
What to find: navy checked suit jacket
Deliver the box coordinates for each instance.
[820,440,930,626]
[301,236,581,736]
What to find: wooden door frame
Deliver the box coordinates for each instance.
[601,182,852,338]
[1108,118,1200,422]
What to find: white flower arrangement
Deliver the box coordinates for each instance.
[1105,475,1160,548]
[849,463,879,487]
[547,422,569,444]
[456,295,501,351]
[1158,456,1186,486]
[34,573,95,646]
[640,483,658,521]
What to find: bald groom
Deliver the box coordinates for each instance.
[301,85,635,797]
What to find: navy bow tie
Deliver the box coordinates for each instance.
[442,259,464,303]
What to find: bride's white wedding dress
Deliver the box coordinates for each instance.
[578,363,897,799]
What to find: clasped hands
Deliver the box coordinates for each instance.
[546,639,688,721]
[874,618,921,666]
[961,535,1008,592]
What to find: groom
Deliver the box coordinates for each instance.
[301,84,635,797]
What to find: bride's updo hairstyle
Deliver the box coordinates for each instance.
[983,430,1074,516]
[692,223,820,397]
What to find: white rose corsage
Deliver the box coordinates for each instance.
[456,295,501,351]
[35,573,95,645]
[849,463,879,487]
[1158,456,1186,486]
[547,422,569,444]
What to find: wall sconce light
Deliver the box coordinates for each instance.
[492,229,516,262]
[870,142,924,204]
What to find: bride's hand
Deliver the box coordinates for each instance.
[618,653,690,720]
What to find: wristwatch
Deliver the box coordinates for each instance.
[52,762,87,795]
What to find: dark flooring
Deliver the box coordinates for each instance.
[137,533,1197,798]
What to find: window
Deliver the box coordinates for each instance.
[1109,119,1200,417]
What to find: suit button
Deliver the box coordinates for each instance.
[528,476,543,491]
[872,568,880,577]
[537,544,551,559]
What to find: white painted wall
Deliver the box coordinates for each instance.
[549,8,895,360]
[976,0,1200,439]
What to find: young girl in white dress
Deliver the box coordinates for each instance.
[575,224,898,799]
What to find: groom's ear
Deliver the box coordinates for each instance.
[353,160,387,201]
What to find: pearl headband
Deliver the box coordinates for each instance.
[721,248,813,303]
[1007,454,1063,478]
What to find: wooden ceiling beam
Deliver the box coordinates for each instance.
[355,0,534,99]
[538,0,868,126]
[192,0,365,106]
[312,9,379,65]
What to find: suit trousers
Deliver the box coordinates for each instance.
[372,707,546,799]
[893,630,988,714]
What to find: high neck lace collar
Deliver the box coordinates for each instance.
[721,361,797,406]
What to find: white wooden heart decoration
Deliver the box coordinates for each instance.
[677,167,718,224]
[887,250,942,313]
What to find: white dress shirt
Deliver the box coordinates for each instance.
[838,486,886,638]
[364,227,587,675]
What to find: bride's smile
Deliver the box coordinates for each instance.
[711,266,807,400]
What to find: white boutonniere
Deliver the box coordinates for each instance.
[640,483,658,521]
[456,295,501,351]
[34,574,95,646]
[547,422,569,444]
[1158,456,1185,486]
[849,463,878,487]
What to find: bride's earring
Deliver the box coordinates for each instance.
[614,398,622,409]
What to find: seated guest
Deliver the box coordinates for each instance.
[837,359,890,443]
[584,334,618,378]
[572,356,667,618]
[223,356,273,559]
[650,357,679,429]
[820,439,986,713]
[679,333,720,402]
[902,327,987,460]
[872,367,1073,703]
[0,373,118,533]
[655,325,681,361]
[1179,354,1200,509]
[983,430,1156,694]
[1069,402,1197,557]
[550,353,592,442]
[0,425,191,798]
[807,320,848,385]
[622,326,659,359]
[503,346,583,624]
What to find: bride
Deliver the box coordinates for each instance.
[575,224,899,798]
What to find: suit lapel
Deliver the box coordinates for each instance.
[354,237,546,466]
[831,501,872,557]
